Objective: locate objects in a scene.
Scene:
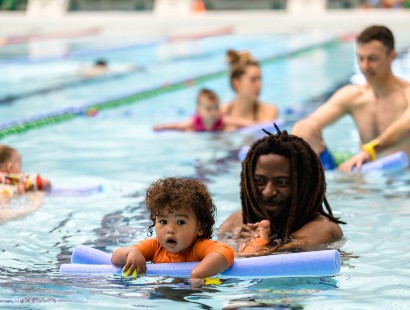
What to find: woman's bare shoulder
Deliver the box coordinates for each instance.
[220,102,233,114]
[258,102,279,119]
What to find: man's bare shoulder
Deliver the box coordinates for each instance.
[334,83,368,99]
[218,210,242,232]
[323,83,370,111]
[402,79,410,95]
[225,210,242,224]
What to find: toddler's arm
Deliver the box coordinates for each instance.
[111,246,147,276]
[189,251,230,287]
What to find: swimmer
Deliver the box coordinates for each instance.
[153,88,255,132]
[218,125,344,255]
[220,49,279,131]
[0,145,50,222]
[112,177,234,287]
[79,58,136,78]
[292,25,410,171]
[0,144,51,197]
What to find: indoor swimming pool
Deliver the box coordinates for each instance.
[1,28,410,309]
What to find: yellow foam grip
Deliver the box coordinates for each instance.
[122,268,138,277]
[361,139,380,161]
[204,277,221,285]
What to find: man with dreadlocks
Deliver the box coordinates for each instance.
[218,124,344,254]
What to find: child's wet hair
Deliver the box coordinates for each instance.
[0,145,17,167]
[145,177,216,239]
[241,124,344,239]
[196,88,219,106]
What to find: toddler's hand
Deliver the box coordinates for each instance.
[122,249,146,277]
[189,277,205,289]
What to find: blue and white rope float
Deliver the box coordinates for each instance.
[59,245,341,278]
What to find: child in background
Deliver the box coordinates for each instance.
[0,144,51,222]
[153,88,254,132]
[111,177,234,287]
[0,144,51,197]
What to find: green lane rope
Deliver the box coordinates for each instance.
[0,34,350,140]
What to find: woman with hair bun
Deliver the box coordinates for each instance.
[221,49,279,131]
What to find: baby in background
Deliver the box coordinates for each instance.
[0,145,51,223]
[153,88,254,132]
[0,144,51,197]
[111,177,234,287]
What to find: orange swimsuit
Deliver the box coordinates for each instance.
[133,237,234,267]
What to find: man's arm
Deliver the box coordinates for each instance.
[366,87,410,151]
[280,215,343,251]
[339,87,410,171]
[292,86,353,154]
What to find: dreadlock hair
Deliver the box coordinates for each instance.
[145,177,216,239]
[240,124,344,239]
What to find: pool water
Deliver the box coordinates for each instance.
[1,30,410,309]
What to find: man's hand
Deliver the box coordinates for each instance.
[338,150,371,172]
[234,222,260,239]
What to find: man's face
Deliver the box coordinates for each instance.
[254,154,292,218]
[356,40,395,82]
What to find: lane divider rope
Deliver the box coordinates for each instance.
[0,34,353,140]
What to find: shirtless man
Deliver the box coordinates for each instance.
[292,25,410,171]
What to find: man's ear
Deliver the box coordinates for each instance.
[389,49,397,61]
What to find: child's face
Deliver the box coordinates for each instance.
[197,96,220,125]
[0,151,22,174]
[155,204,203,254]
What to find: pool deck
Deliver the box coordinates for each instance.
[1,9,410,38]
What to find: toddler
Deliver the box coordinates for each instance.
[112,177,234,287]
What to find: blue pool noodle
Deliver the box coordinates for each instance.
[239,147,409,173]
[359,151,409,172]
[60,245,340,278]
[49,185,103,196]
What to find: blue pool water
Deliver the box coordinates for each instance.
[1,30,410,309]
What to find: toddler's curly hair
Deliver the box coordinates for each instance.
[145,177,216,239]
